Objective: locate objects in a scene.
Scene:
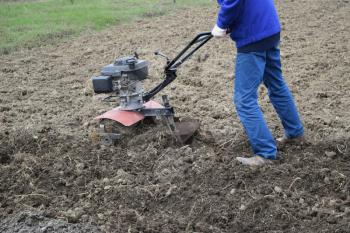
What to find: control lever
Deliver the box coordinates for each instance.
[155,50,170,64]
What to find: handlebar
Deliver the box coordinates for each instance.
[143,32,213,102]
[165,32,212,70]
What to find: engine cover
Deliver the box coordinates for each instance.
[101,56,148,80]
[92,56,148,93]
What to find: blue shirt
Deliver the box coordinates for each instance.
[217,0,281,48]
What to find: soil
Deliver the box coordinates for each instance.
[0,211,103,232]
[0,0,349,232]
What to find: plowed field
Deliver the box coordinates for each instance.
[0,1,349,232]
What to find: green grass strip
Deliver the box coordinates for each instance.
[0,0,212,54]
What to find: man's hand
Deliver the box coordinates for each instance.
[211,24,228,38]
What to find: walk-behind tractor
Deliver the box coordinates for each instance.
[91,32,212,145]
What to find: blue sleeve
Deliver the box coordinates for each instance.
[216,0,242,29]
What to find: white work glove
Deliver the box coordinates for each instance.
[211,24,228,38]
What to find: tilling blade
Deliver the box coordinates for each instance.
[174,119,200,143]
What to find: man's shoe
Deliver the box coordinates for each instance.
[236,155,273,166]
[276,135,306,149]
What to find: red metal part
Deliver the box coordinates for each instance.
[96,100,164,126]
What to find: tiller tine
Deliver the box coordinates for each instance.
[175,119,200,143]
[164,116,200,144]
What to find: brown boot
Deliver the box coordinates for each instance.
[236,155,273,166]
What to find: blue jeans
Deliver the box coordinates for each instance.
[234,45,304,159]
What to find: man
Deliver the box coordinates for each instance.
[212,0,305,166]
